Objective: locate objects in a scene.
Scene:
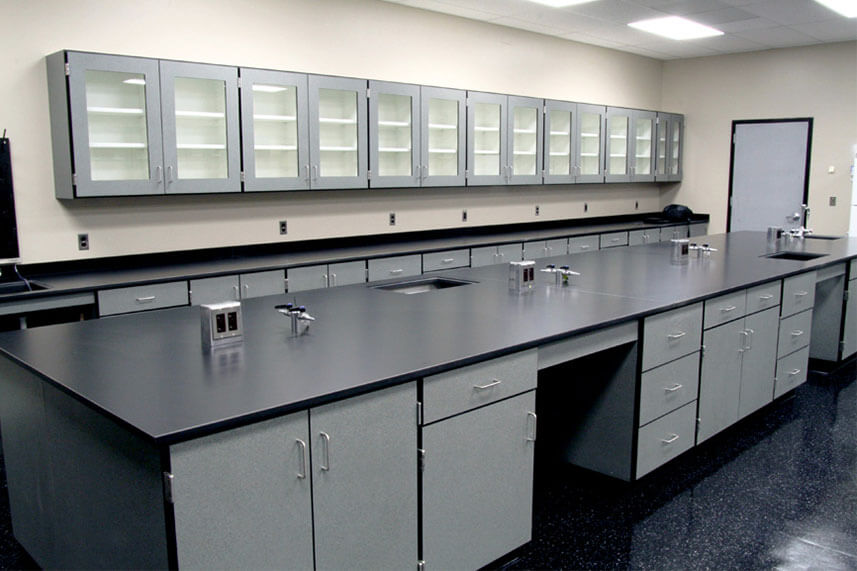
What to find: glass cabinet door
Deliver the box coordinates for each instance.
[543,100,576,185]
[630,110,656,183]
[669,115,683,181]
[605,107,630,183]
[369,81,420,188]
[160,61,241,194]
[66,52,164,196]
[507,96,543,185]
[575,104,605,183]
[420,86,466,187]
[240,68,309,191]
[466,91,507,186]
[655,113,670,181]
[308,75,368,190]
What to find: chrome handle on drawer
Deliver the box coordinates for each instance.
[664,383,683,393]
[135,296,156,303]
[389,269,404,275]
[661,433,680,445]
[526,411,537,442]
[794,290,809,297]
[790,330,804,337]
[580,245,590,250]
[758,293,774,300]
[789,368,801,376]
[296,439,308,480]
[473,379,502,390]
[319,432,331,471]
[611,238,621,243]
[666,331,687,340]
[442,258,455,264]
[720,305,737,313]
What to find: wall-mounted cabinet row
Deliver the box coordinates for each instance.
[47,50,683,198]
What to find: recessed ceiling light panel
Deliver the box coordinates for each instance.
[526,0,598,7]
[628,16,724,40]
[813,0,857,18]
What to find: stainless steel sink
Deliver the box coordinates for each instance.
[373,277,475,295]
[763,251,828,261]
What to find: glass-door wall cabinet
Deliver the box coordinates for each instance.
[420,86,466,187]
[240,68,309,191]
[507,96,543,185]
[575,103,606,184]
[48,51,166,198]
[369,81,420,188]
[630,110,657,183]
[604,107,630,183]
[309,75,368,190]
[655,112,683,182]
[159,61,241,194]
[669,114,683,181]
[466,91,508,186]
[543,100,577,185]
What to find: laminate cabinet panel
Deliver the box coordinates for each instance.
[238,270,285,299]
[774,346,810,398]
[600,231,628,249]
[568,235,600,254]
[97,281,188,316]
[328,260,366,287]
[737,307,779,419]
[781,272,816,317]
[287,264,329,293]
[636,401,696,478]
[746,281,781,314]
[628,228,658,246]
[422,249,469,272]
[809,266,846,361]
[843,278,857,360]
[703,290,747,329]
[367,255,421,281]
[642,303,703,371]
[189,275,240,305]
[697,319,744,443]
[778,309,813,358]
[639,352,699,427]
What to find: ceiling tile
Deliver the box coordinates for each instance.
[791,18,857,42]
[734,25,824,47]
[563,0,665,24]
[692,33,768,52]
[743,0,839,25]
[691,7,759,25]
[648,0,734,16]
[717,16,778,33]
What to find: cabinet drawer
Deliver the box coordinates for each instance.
[642,303,703,371]
[240,270,285,299]
[98,281,189,316]
[600,231,628,249]
[774,346,809,399]
[423,249,470,272]
[746,281,781,314]
[328,261,366,287]
[636,401,696,478]
[568,235,599,254]
[781,271,816,317]
[367,255,421,282]
[703,290,746,329]
[778,309,813,358]
[422,350,537,424]
[639,352,700,426]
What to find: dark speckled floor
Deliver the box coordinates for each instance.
[1,362,855,570]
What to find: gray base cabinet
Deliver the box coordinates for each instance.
[810,263,847,361]
[843,269,857,360]
[422,391,536,570]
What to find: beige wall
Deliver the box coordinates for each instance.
[662,42,857,235]
[2,0,666,264]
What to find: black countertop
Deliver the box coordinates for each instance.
[0,231,852,445]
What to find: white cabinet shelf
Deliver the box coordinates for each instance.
[87,106,144,115]
[89,142,147,149]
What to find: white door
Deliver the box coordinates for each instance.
[729,120,811,232]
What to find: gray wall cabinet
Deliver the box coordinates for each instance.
[655,112,683,182]
[630,110,657,183]
[466,91,509,186]
[575,103,606,184]
[507,96,544,185]
[543,99,578,184]
[420,86,467,187]
[369,81,421,188]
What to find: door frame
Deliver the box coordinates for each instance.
[726,118,813,232]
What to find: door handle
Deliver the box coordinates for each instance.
[296,438,308,479]
[526,411,537,442]
[319,432,331,471]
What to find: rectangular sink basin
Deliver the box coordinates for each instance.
[374,277,475,295]
[763,251,828,261]
[0,280,50,295]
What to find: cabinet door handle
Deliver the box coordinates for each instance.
[233,285,240,300]
[790,329,804,337]
[330,273,337,286]
[788,368,801,376]
[319,431,331,471]
[296,438,308,479]
[167,165,173,183]
[580,244,590,250]
[794,290,809,297]
[758,293,774,300]
[661,433,680,445]
[135,296,156,304]
[666,331,686,340]
[304,164,311,183]
[155,165,162,183]
[473,379,502,390]
[389,268,404,275]
[720,305,737,313]
[664,383,683,393]
[526,411,537,442]
[746,328,754,350]
[739,330,749,352]
[311,165,318,182]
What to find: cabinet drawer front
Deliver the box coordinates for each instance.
[781,271,816,317]
[239,270,285,299]
[774,346,809,399]
[98,281,188,316]
[568,235,600,254]
[703,290,747,329]
[423,249,470,272]
[327,260,366,287]
[545,238,568,257]
[522,240,548,260]
[639,352,700,426]
[367,255,421,282]
[642,303,703,371]
[636,401,696,478]
[287,265,329,292]
[746,281,781,314]
[778,309,813,358]
[600,231,628,249]
[423,350,537,424]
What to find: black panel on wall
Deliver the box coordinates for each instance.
[0,138,21,263]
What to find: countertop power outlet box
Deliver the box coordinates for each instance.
[201,301,243,350]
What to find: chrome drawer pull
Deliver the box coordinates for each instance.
[758,293,774,300]
[666,331,686,340]
[473,379,502,390]
[790,330,804,337]
[789,368,801,376]
[661,433,680,445]
[442,258,455,264]
[794,290,809,297]
[720,305,737,312]
[389,269,404,275]
[135,296,156,303]
[580,245,591,250]
[295,439,308,480]
[664,383,683,393]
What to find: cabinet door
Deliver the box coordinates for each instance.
[328,260,366,287]
[467,91,507,186]
[507,96,543,184]
[575,103,605,183]
[543,100,576,184]
[65,52,165,197]
[668,114,683,181]
[738,307,779,419]
[160,61,241,194]
[189,275,240,305]
[422,391,536,571]
[310,383,417,571]
[308,75,368,189]
[604,107,631,183]
[287,264,329,293]
[697,319,744,444]
[631,110,657,182]
[655,113,671,182]
[240,68,309,191]
[420,86,466,187]
[369,81,420,188]
[522,240,547,260]
[843,279,857,360]
[170,412,313,570]
[470,246,498,268]
[239,269,285,299]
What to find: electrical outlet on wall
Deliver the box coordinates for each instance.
[279,220,287,235]
[535,205,540,216]
[389,212,396,226]
[77,233,89,251]
[462,209,468,222]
